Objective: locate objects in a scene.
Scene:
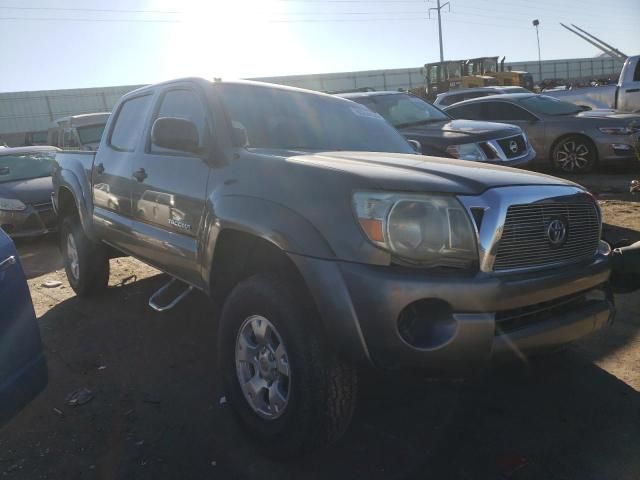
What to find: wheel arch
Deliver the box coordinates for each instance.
[208,228,372,365]
[208,228,312,306]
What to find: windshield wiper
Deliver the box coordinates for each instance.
[395,119,445,128]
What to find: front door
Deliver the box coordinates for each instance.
[128,84,213,287]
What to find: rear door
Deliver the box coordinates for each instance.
[92,93,153,250]
[128,83,213,286]
[0,230,47,427]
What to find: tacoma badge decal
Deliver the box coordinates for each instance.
[169,219,192,231]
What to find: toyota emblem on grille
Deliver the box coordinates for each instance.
[547,219,567,246]
[509,140,519,153]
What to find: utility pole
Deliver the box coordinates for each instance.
[532,19,542,84]
[430,0,450,64]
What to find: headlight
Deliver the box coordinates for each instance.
[598,126,640,135]
[445,143,487,161]
[353,191,478,268]
[0,197,26,211]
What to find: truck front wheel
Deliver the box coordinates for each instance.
[60,216,110,297]
[218,273,358,459]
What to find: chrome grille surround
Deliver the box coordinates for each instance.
[457,185,601,274]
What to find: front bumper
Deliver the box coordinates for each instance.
[595,133,639,164]
[293,253,613,375]
[0,202,57,238]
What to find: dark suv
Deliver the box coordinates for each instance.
[339,91,535,167]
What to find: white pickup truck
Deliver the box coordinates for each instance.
[546,55,640,113]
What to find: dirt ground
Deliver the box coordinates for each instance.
[1,195,639,480]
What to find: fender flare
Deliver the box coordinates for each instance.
[55,168,96,240]
[202,195,336,278]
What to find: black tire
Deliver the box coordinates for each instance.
[60,216,110,297]
[218,273,357,459]
[551,135,597,173]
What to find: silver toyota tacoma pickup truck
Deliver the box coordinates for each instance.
[52,78,614,458]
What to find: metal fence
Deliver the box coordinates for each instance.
[0,56,626,143]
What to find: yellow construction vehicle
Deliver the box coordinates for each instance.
[470,56,534,90]
[424,59,499,99]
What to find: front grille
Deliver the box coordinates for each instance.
[493,202,600,271]
[495,287,601,335]
[497,135,527,158]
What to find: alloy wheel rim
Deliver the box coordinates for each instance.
[235,315,291,420]
[555,141,591,172]
[66,233,80,280]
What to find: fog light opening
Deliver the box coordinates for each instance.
[397,299,456,350]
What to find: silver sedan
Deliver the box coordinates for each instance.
[445,93,640,172]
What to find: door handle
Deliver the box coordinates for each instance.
[626,88,640,93]
[95,163,105,175]
[0,255,16,272]
[132,168,148,182]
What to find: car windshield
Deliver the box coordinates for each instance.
[0,151,55,183]
[519,95,582,116]
[217,84,414,154]
[77,124,106,145]
[357,93,450,128]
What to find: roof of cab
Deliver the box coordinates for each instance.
[120,77,347,102]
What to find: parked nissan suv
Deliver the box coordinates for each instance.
[339,91,535,167]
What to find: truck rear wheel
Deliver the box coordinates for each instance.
[60,216,110,297]
[218,273,358,459]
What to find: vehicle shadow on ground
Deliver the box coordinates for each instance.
[4,274,639,480]
[14,234,63,279]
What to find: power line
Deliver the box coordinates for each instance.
[0,5,180,14]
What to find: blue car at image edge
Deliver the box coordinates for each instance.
[0,228,47,427]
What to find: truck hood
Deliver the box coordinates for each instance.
[287,151,574,195]
[398,119,520,144]
[0,176,53,204]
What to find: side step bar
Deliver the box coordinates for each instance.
[148,278,194,312]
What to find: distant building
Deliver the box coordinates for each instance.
[0,56,625,146]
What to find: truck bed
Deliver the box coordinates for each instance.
[545,84,617,110]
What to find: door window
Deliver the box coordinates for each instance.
[483,102,536,121]
[150,89,210,154]
[446,103,485,120]
[109,94,152,152]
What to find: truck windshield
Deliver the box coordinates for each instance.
[354,93,450,128]
[0,151,55,183]
[519,95,582,116]
[77,124,107,145]
[217,84,414,154]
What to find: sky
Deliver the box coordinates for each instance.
[1,0,638,92]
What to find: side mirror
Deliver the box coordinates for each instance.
[407,139,422,153]
[0,166,9,176]
[630,179,640,194]
[151,117,200,154]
